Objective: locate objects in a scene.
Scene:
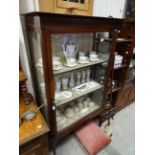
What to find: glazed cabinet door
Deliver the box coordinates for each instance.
[46,30,117,133]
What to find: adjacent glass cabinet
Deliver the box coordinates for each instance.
[22,12,124,154]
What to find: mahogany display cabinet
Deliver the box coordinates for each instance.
[21,12,134,154]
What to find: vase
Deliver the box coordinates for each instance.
[69,73,75,88]
[76,72,81,85]
[86,69,91,82]
[81,70,86,83]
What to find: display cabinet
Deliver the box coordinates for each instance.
[22,12,134,154]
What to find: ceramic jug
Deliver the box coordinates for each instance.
[61,41,79,65]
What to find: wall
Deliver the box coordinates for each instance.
[19,20,34,96]
[93,0,127,18]
[19,0,39,97]
[19,0,127,97]
[19,0,39,13]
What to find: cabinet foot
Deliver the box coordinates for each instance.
[52,140,56,155]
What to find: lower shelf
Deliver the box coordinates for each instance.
[57,104,101,132]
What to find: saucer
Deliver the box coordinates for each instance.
[77,59,89,64]
[53,65,63,71]
[64,62,77,67]
[89,57,99,61]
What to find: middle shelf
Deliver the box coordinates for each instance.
[55,81,103,107]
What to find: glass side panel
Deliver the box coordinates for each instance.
[27,32,49,124]
[50,32,113,132]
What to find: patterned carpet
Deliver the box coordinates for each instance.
[50,103,135,155]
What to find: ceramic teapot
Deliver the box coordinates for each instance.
[61,41,79,65]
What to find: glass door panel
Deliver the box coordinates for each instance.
[50,32,114,132]
[27,32,49,123]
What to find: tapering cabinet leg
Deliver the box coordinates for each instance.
[99,116,103,127]
[52,139,56,155]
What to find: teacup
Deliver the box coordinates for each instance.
[90,54,98,60]
[66,58,76,66]
[79,56,88,62]
[89,51,98,60]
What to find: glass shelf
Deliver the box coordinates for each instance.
[54,59,105,75]
[55,81,103,107]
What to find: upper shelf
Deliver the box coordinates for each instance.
[104,38,133,43]
[54,59,105,75]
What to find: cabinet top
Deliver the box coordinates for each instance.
[21,11,133,22]
[21,12,134,31]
